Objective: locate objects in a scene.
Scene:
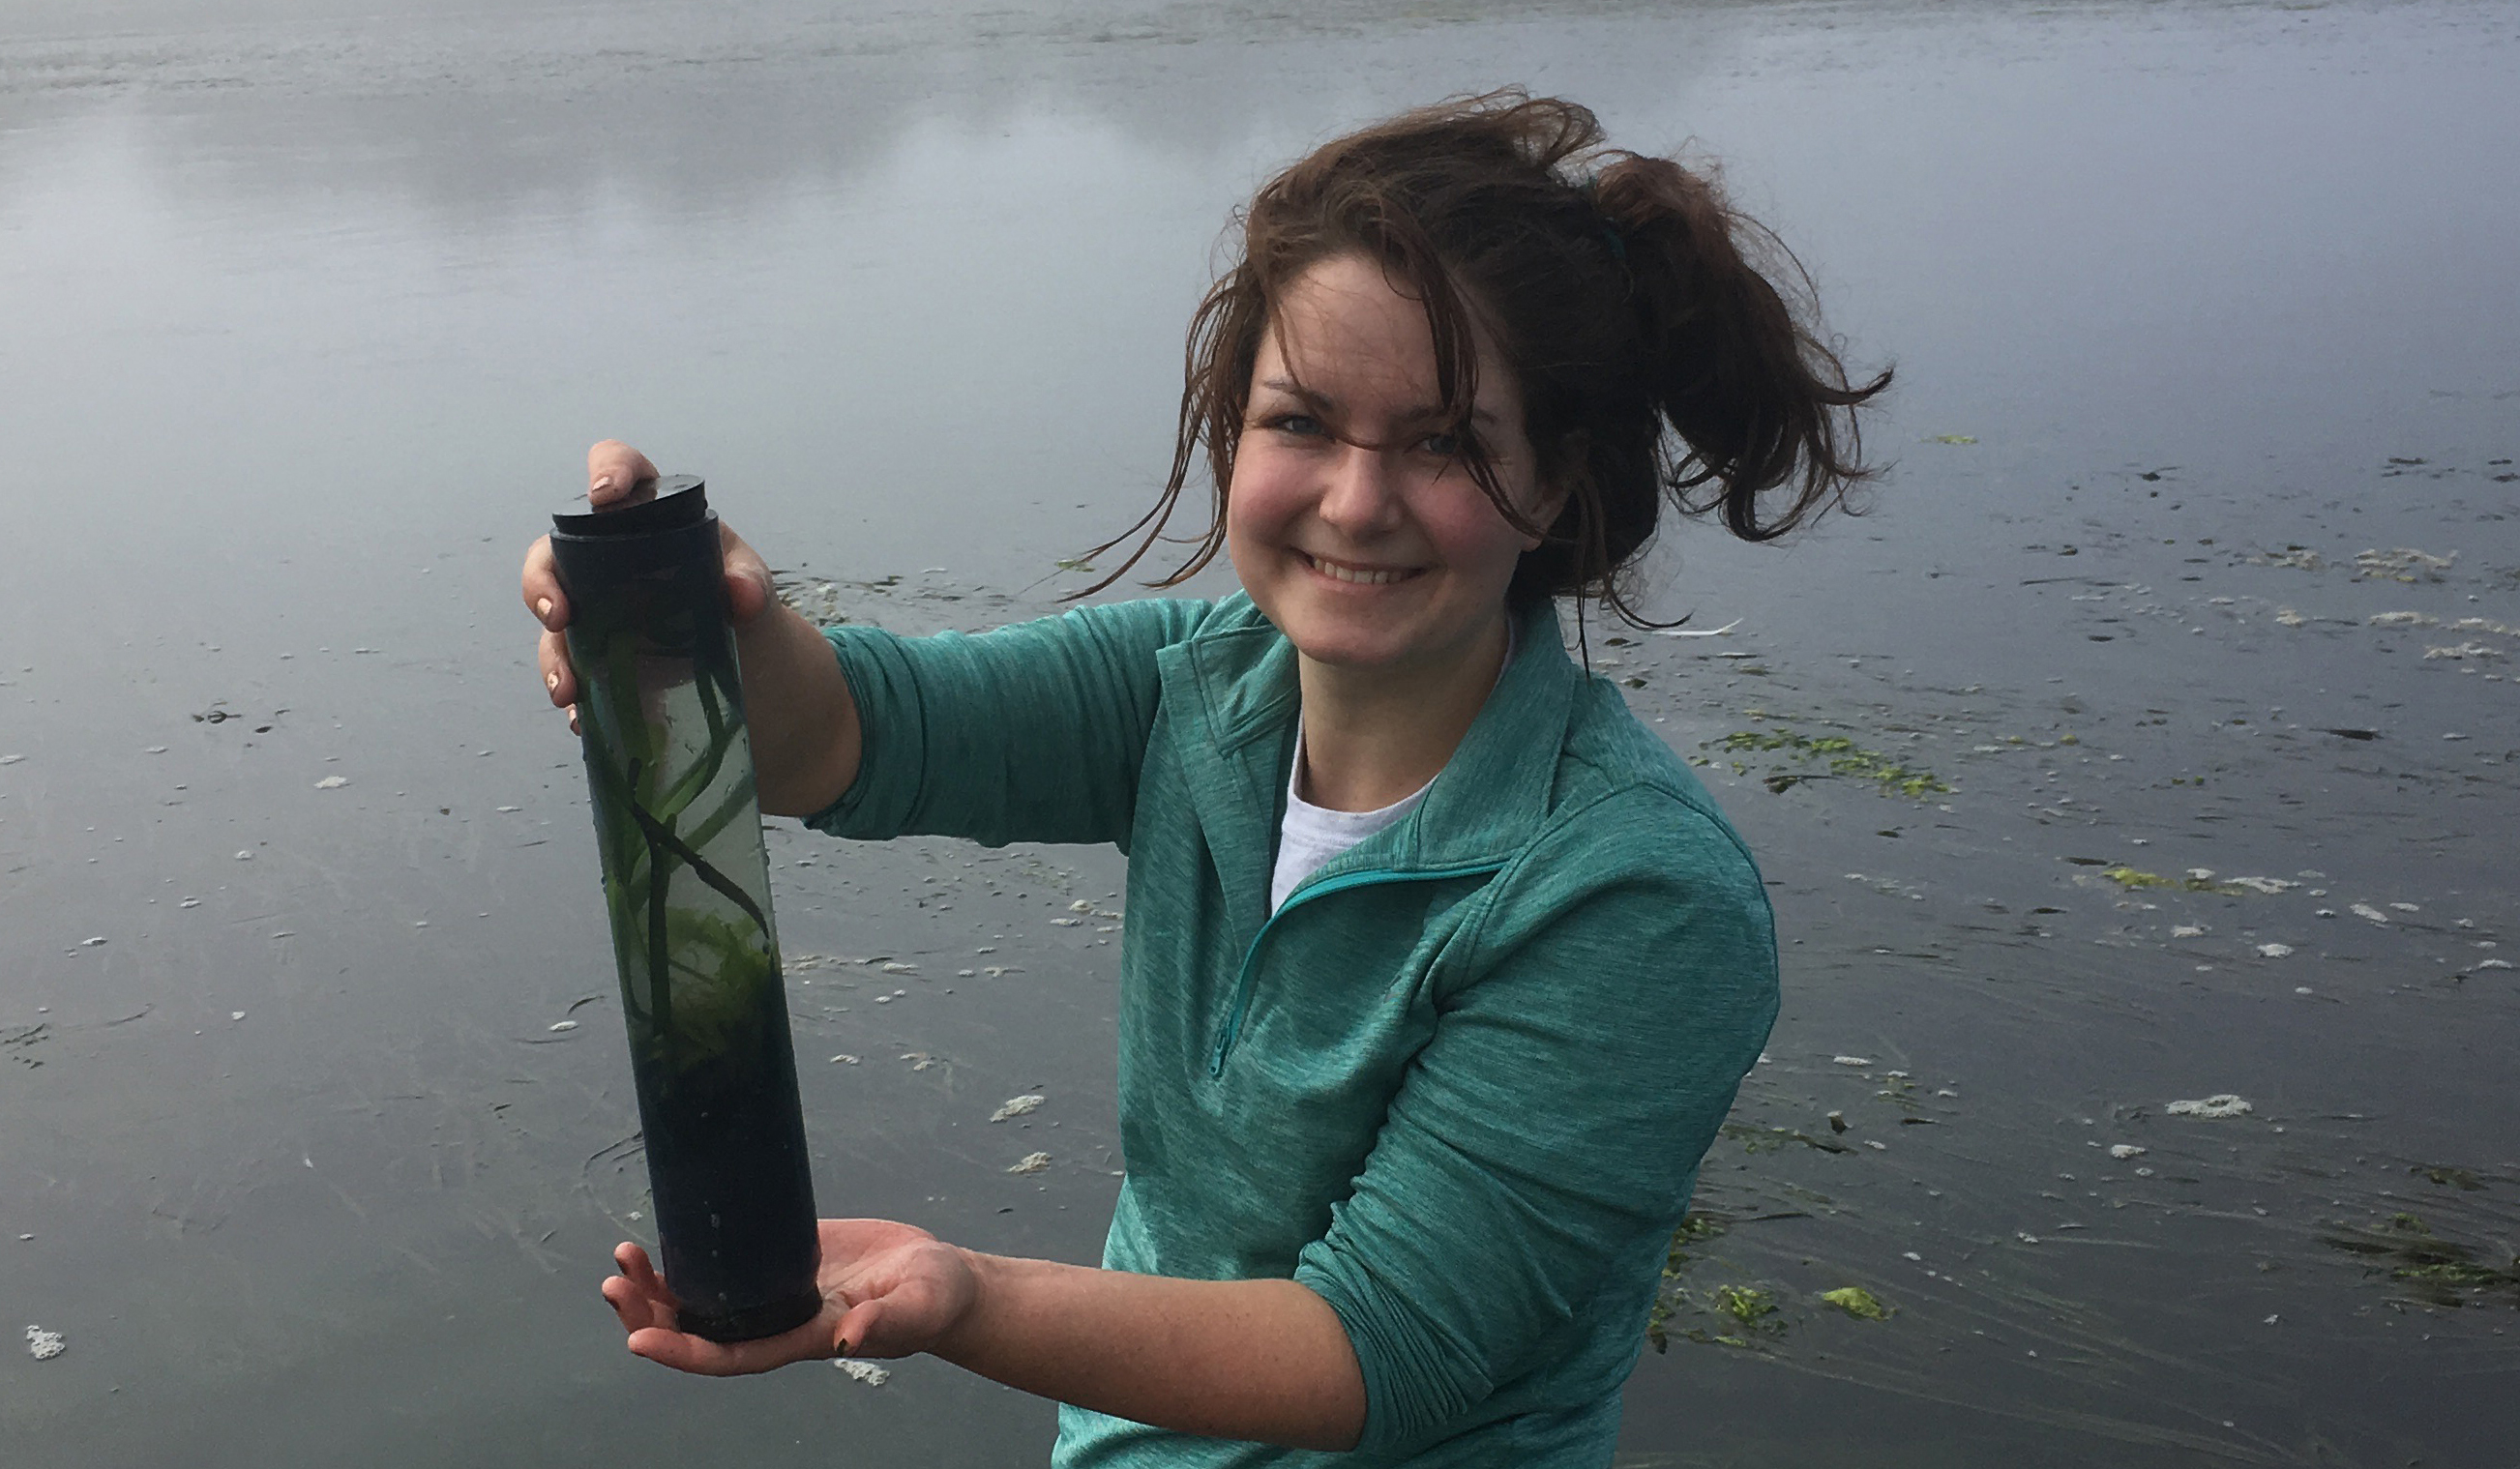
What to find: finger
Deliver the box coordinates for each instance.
[588,440,661,510]
[567,703,580,737]
[539,630,576,708]
[724,564,773,625]
[625,1317,824,1377]
[720,524,775,626]
[602,1273,676,1335]
[625,1326,750,1374]
[832,1299,891,1359]
[520,535,567,630]
[614,1241,666,1295]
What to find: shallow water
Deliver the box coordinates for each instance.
[2,1,2516,1462]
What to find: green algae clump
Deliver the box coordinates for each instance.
[1711,727,1950,800]
[2102,866,2262,896]
[2103,866,2179,891]
[1721,1121,1852,1156]
[2323,1209,2520,1307]
[1714,1284,1778,1329]
[1820,1286,1893,1320]
[1646,1214,1729,1353]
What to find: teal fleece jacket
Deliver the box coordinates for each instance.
[808,594,1778,1467]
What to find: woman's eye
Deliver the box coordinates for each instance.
[1421,430,1465,456]
[1279,414,1324,436]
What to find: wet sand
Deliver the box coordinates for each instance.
[2,1,2514,1463]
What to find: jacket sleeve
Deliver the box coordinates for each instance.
[801,598,1209,851]
[1290,794,1779,1458]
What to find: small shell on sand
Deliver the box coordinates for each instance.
[990,1095,1046,1123]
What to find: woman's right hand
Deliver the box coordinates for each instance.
[523,439,861,813]
[521,440,777,730]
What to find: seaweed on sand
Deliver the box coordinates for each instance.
[2097,867,2289,897]
[1645,1214,1819,1353]
[1710,727,1950,800]
[2321,1210,2520,1308]
[1646,1214,1725,1351]
[1721,1120,1853,1156]
[1819,1286,1893,1320]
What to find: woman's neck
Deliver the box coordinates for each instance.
[1294,612,1512,813]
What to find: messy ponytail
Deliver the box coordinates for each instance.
[1080,89,1890,624]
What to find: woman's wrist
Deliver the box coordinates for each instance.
[926,1244,1003,1365]
[739,602,864,816]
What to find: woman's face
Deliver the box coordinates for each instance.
[1226,253,1560,680]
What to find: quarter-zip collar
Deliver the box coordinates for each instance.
[1154,594,1580,951]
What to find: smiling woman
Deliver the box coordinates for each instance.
[1225,256,1562,809]
[1092,90,1890,618]
[522,88,1886,1468]
[1233,257,1555,663]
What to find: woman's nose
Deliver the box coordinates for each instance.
[1316,442,1407,532]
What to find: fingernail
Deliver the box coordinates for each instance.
[546,671,560,691]
[592,475,613,495]
[536,597,553,620]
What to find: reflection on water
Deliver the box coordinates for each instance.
[2,2,2515,1464]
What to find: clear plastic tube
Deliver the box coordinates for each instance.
[551,478,820,1342]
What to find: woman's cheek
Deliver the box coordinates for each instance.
[1227,452,1305,547]
[1418,495,1524,575]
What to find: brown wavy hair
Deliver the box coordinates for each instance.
[1079,89,1890,624]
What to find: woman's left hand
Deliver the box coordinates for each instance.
[602,1218,981,1375]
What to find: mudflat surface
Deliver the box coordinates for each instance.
[2,2,2515,1463]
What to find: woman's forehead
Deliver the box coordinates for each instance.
[1261,256,1517,416]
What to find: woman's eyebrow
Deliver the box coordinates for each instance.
[1255,377,1497,426]
[1255,376,1334,411]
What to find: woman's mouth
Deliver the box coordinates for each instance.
[1300,550,1423,586]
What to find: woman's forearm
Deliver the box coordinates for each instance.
[932,1253,1368,1452]
[734,601,862,817]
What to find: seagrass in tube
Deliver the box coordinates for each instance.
[551,478,820,1343]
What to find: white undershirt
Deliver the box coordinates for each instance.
[1268,620,1518,913]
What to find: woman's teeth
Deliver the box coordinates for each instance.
[1305,553,1412,585]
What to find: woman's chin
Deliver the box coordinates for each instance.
[1284,625,1465,678]
[1271,601,1508,682]
[1274,613,1407,669]
[1290,641,1396,672]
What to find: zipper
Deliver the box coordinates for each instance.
[1206,861,1506,1077]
